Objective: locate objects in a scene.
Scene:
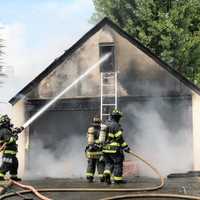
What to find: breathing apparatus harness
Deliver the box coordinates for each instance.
[85,117,102,159]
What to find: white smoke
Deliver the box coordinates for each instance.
[24,134,87,179]
[24,98,193,179]
[0,102,12,115]
[123,99,193,177]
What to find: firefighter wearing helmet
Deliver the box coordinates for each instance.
[0,114,24,181]
[100,109,130,184]
[85,116,105,183]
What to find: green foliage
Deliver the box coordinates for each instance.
[92,0,200,85]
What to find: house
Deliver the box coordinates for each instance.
[9,18,200,177]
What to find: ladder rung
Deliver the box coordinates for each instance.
[103,72,115,75]
[102,104,116,106]
[104,72,115,74]
[103,76,114,79]
[103,84,114,87]
[103,94,115,97]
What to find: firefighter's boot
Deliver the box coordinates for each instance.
[114,179,127,184]
[10,176,22,181]
[104,174,111,185]
[86,176,93,183]
[100,176,105,183]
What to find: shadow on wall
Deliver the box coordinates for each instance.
[25,134,87,179]
[122,98,193,177]
[38,40,100,99]
[119,60,190,97]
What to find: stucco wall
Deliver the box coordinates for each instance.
[11,100,27,177]
[192,92,200,170]
[25,24,191,100]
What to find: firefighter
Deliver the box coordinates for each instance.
[0,114,24,181]
[85,117,105,183]
[100,109,130,184]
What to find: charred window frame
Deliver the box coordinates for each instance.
[99,43,115,72]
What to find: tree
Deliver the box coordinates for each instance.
[92,0,200,84]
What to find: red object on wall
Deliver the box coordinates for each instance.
[123,160,139,177]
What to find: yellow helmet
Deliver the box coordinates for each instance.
[92,117,101,124]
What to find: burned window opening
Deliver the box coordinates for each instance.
[99,43,115,72]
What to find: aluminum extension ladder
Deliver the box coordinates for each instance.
[100,72,118,121]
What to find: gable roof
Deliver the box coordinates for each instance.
[9,17,200,105]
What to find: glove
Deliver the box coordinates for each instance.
[97,143,103,151]
[93,143,101,150]
[85,144,95,152]
[13,126,24,134]
[20,126,24,131]
[99,155,104,162]
[85,145,89,153]
[124,146,130,153]
[13,134,18,140]
[88,144,95,151]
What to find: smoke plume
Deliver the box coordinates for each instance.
[123,99,193,177]
[25,134,86,179]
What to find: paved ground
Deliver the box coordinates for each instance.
[1,176,200,200]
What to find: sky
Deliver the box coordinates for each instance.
[0,0,94,111]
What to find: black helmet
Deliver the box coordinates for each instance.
[0,114,11,127]
[111,109,123,117]
[110,109,122,122]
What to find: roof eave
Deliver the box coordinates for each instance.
[9,17,200,105]
[9,18,110,105]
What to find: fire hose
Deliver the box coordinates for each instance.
[99,193,200,200]
[0,143,6,153]
[0,150,163,200]
[0,151,200,200]
[10,180,52,200]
